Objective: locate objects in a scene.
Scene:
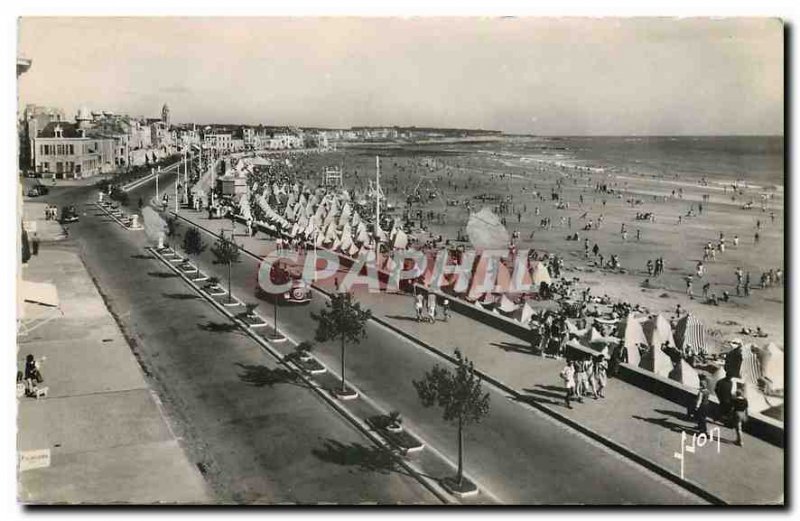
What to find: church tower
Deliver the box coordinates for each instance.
[161,103,170,126]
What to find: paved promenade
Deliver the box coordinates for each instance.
[173,204,783,505]
[17,245,211,504]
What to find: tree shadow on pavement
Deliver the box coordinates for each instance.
[632,415,687,433]
[311,438,408,476]
[148,271,178,279]
[384,314,422,323]
[163,292,200,300]
[491,341,534,355]
[198,321,240,334]
[653,408,692,422]
[235,362,305,389]
[514,392,564,408]
[524,385,569,402]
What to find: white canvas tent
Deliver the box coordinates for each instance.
[643,314,675,349]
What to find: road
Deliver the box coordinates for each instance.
[38,170,706,504]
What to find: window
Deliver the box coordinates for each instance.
[69,144,74,155]
[75,164,81,173]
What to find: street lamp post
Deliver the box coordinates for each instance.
[154,167,159,201]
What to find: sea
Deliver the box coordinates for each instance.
[356,136,784,190]
[477,136,785,189]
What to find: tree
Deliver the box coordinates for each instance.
[21,227,31,264]
[165,215,181,248]
[182,226,207,279]
[312,292,372,396]
[210,231,241,303]
[413,349,490,493]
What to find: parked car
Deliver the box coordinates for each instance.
[255,260,312,304]
[27,184,49,197]
[60,205,80,223]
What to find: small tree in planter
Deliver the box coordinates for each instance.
[386,411,403,433]
[413,349,490,496]
[165,215,181,252]
[238,302,259,321]
[210,231,241,304]
[182,227,207,279]
[295,341,315,362]
[312,292,372,399]
[204,276,221,292]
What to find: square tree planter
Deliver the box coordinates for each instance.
[295,355,327,375]
[366,415,425,456]
[441,476,479,498]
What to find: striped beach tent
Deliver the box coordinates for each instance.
[674,314,707,355]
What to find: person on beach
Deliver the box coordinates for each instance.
[560,360,577,409]
[647,259,653,276]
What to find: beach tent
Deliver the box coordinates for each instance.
[531,262,552,285]
[639,343,672,378]
[585,328,621,348]
[618,313,646,367]
[512,301,536,326]
[494,261,514,295]
[498,295,519,314]
[565,319,591,339]
[466,253,492,301]
[756,343,784,392]
[643,314,676,349]
[674,314,707,355]
[668,359,701,389]
[739,344,763,391]
[392,229,409,250]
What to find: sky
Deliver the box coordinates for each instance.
[17,17,784,135]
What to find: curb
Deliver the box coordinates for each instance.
[147,245,458,505]
[169,211,723,505]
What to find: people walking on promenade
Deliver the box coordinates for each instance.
[693,376,712,436]
[732,389,749,447]
[442,298,450,322]
[415,294,424,322]
[560,360,576,409]
[594,355,608,398]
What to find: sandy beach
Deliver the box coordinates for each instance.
[286,137,784,351]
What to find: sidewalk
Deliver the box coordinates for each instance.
[17,246,211,504]
[173,204,784,505]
